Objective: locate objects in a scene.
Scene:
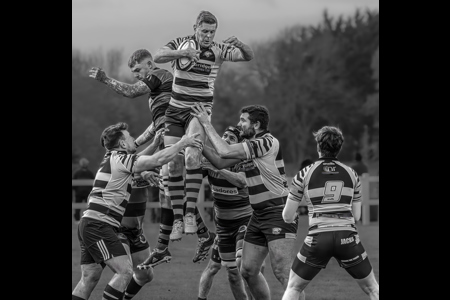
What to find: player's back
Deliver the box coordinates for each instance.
[291,158,361,234]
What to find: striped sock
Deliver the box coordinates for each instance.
[124,277,143,300]
[195,206,209,238]
[185,168,203,215]
[156,207,174,250]
[169,175,185,221]
[103,284,124,300]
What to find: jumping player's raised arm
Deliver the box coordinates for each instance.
[89,67,150,98]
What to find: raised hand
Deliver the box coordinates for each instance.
[222,36,243,48]
[183,40,201,63]
[89,67,108,82]
[154,127,168,146]
[180,132,203,149]
[141,170,161,187]
[190,102,210,125]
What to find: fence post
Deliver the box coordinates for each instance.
[361,173,370,225]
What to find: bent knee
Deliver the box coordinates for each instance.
[168,159,183,176]
[185,150,201,169]
[134,268,154,284]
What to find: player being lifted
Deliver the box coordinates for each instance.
[153,10,254,240]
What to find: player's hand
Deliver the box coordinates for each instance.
[154,127,167,146]
[180,132,203,149]
[89,67,108,82]
[200,159,218,172]
[190,103,210,125]
[141,170,161,187]
[222,36,244,48]
[183,40,201,62]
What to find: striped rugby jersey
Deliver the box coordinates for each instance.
[82,150,138,228]
[235,131,289,211]
[166,35,247,110]
[204,168,252,222]
[141,68,172,128]
[287,157,362,234]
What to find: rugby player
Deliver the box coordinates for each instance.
[89,49,214,266]
[71,122,201,300]
[153,10,254,237]
[191,104,297,300]
[281,126,379,300]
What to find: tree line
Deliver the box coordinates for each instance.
[72,9,379,176]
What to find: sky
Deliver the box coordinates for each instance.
[72,0,379,74]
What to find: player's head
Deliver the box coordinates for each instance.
[194,11,217,48]
[79,157,89,168]
[100,122,137,153]
[222,125,243,145]
[238,105,270,139]
[128,49,155,81]
[313,126,344,158]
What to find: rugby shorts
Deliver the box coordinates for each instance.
[164,104,211,138]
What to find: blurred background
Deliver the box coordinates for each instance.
[72,0,379,177]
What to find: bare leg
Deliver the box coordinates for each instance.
[355,270,379,300]
[281,270,308,300]
[240,241,270,300]
[198,259,221,299]
[72,263,103,299]
[268,238,296,288]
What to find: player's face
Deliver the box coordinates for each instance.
[238,113,256,139]
[120,130,137,154]
[130,58,153,81]
[194,22,217,48]
[222,132,238,145]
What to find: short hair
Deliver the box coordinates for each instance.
[240,105,270,130]
[313,126,344,158]
[224,125,244,142]
[79,158,89,167]
[100,122,128,150]
[355,152,363,161]
[195,10,218,28]
[128,49,153,68]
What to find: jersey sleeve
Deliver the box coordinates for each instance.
[216,42,246,62]
[242,135,274,160]
[142,74,161,91]
[350,168,362,203]
[287,170,306,203]
[114,153,139,174]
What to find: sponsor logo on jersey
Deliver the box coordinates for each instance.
[323,162,335,165]
[341,236,355,245]
[191,63,211,74]
[272,227,281,235]
[211,184,238,195]
[322,166,339,174]
[235,161,255,172]
[132,177,150,188]
[204,51,212,57]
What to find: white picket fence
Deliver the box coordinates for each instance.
[72,174,379,225]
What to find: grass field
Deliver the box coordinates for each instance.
[72,211,379,300]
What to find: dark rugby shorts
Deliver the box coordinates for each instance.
[118,226,150,254]
[292,230,373,280]
[215,215,251,261]
[165,104,211,138]
[244,206,297,247]
[78,217,128,265]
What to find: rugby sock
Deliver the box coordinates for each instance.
[72,295,85,300]
[124,277,143,300]
[168,175,185,221]
[195,206,209,239]
[156,207,174,250]
[103,284,124,300]
[185,168,204,215]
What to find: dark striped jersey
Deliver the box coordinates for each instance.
[204,168,252,223]
[236,131,289,211]
[287,157,362,234]
[165,35,246,110]
[83,151,138,228]
[141,68,172,129]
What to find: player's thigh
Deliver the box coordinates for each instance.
[240,241,268,275]
[286,268,312,292]
[334,231,372,279]
[164,133,182,146]
[268,238,296,267]
[131,247,151,267]
[104,253,133,274]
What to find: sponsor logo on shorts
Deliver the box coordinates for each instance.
[211,184,238,195]
[341,236,355,245]
[238,225,247,233]
[272,227,281,235]
[355,234,360,244]
[139,234,147,244]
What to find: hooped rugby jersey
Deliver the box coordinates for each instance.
[204,168,252,222]
[288,157,362,234]
[236,130,289,211]
[141,68,172,128]
[166,35,247,110]
[83,150,138,228]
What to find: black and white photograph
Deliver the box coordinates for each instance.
[72,1,379,299]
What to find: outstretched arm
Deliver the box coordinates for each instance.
[202,144,242,169]
[191,103,247,160]
[89,67,150,98]
[137,127,166,156]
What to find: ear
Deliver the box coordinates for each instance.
[254,121,261,130]
[193,24,197,31]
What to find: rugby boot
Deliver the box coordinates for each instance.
[192,232,216,263]
[137,247,172,269]
[169,219,184,241]
[184,212,198,234]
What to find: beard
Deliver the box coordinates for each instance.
[241,127,256,139]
